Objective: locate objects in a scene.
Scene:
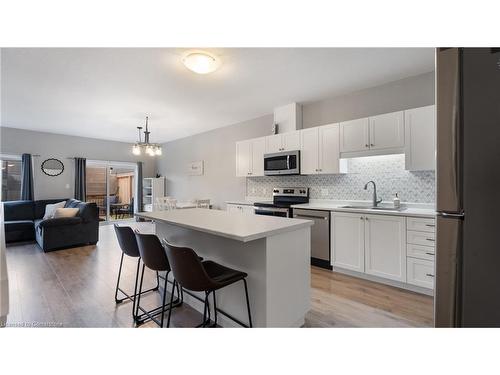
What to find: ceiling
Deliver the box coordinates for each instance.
[1,48,434,143]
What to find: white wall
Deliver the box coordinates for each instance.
[156,115,271,209]
[0,127,156,200]
[157,72,435,208]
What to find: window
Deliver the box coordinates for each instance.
[1,158,22,202]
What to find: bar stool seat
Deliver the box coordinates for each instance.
[202,261,248,288]
[163,239,252,328]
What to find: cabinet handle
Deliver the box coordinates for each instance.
[365,144,369,148]
[426,238,435,242]
[370,143,374,147]
[426,273,435,278]
[426,252,435,256]
[425,224,435,227]
[360,217,364,220]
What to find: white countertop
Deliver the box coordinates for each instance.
[136,208,313,243]
[291,200,436,218]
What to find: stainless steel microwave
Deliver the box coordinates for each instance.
[264,150,300,175]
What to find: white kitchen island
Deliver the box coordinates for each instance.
[136,208,313,328]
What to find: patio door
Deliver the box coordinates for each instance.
[85,160,137,222]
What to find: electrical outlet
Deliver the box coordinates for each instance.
[321,189,329,197]
[251,187,256,195]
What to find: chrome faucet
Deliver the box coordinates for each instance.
[364,180,382,207]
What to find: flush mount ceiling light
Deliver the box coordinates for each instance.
[182,51,221,74]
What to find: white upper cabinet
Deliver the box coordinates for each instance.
[364,214,406,282]
[369,111,405,150]
[265,134,283,153]
[404,105,436,171]
[340,118,370,153]
[331,212,365,272]
[236,137,266,177]
[251,137,266,176]
[265,131,301,153]
[339,111,405,156]
[300,127,319,175]
[300,123,345,175]
[319,124,343,174]
[236,139,251,177]
[282,131,301,151]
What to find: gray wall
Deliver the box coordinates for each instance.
[157,72,435,208]
[303,71,435,128]
[0,127,156,200]
[156,115,272,209]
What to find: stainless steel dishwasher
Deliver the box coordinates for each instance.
[293,208,331,269]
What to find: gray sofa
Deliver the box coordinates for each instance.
[3,198,99,252]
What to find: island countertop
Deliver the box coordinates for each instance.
[136,208,313,243]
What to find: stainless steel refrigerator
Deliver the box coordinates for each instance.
[435,48,500,327]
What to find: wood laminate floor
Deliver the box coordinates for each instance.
[4,221,433,328]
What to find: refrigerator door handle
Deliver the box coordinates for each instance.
[437,212,465,219]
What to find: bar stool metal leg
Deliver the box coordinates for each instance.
[243,279,253,328]
[114,254,160,310]
[166,280,177,328]
[212,291,218,327]
[135,267,181,326]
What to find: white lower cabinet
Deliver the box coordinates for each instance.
[331,212,365,272]
[364,214,406,282]
[406,216,435,290]
[407,257,435,289]
[226,203,255,215]
[332,212,406,281]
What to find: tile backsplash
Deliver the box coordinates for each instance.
[247,154,435,203]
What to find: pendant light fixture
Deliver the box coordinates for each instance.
[132,117,162,156]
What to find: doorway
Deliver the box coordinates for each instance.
[85,160,137,222]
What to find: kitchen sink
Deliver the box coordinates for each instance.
[340,205,406,212]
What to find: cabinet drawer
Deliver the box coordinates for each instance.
[407,257,435,289]
[407,230,435,247]
[407,217,436,233]
[407,243,435,260]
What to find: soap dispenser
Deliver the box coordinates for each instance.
[393,193,401,209]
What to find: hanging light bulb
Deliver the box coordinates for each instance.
[132,144,141,155]
[155,146,162,155]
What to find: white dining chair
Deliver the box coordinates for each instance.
[196,199,211,209]
[156,197,176,211]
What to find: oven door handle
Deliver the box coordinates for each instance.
[253,206,289,213]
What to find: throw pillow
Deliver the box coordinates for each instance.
[53,207,79,218]
[43,201,66,219]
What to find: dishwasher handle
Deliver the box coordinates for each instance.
[293,213,329,220]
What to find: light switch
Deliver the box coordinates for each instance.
[65,184,70,189]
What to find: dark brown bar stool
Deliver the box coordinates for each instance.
[134,232,182,327]
[113,225,160,322]
[163,239,252,328]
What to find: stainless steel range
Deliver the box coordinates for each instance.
[253,187,309,218]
